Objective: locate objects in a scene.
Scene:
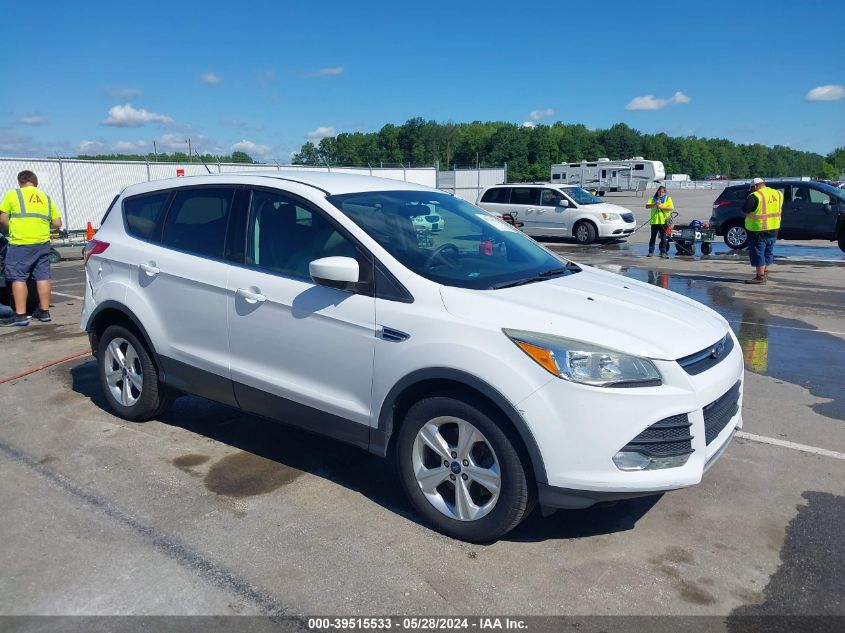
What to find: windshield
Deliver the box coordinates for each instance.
[561,187,602,205]
[327,190,572,290]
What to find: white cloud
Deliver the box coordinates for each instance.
[103,104,175,127]
[231,139,271,156]
[156,134,189,151]
[113,140,148,152]
[528,108,554,121]
[805,84,845,102]
[306,126,336,141]
[20,115,47,125]
[78,140,104,154]
[107,87,142,99]
[317,66,344,76]
[626,91,691,111]
[200,72,222,85]
[522,121,536,128]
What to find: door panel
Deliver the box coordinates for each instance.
[533,188,570,236]
[787,185,832,238]
[227,188,376,429]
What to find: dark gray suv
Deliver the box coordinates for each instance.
[710,180,845,252]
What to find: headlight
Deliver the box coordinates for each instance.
[600,212,621,222]
[503,329,662,387]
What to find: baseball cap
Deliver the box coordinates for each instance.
[750,177,764,186]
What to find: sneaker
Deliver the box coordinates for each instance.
[660,252,669,259]
[647,252,653,257]
[32,309,51,322]
[744,276,766,285]
[0,313,29,327]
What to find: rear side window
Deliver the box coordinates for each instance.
[510,187,540,205]
[481,187,510,203]
[161,188,235,259]
[123,192,170,240]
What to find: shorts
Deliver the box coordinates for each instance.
[4,242,52,281]
[748,232,777,268]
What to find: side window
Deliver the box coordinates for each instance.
[734,188,750,200]
[481,187,510,203]
[634,164,645,171]
[551,173,560,181]
[123,191,170,240]
[792,186,811,204]
[808,188,830,204]
[246,189,358,280]
[510,187,540,206]
[161,188,234,258]
[540,188,563,206]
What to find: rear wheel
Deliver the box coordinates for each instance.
[97,324,173,421]
[724,224,748,250]
[573,221,597,245]
[700,242,713,255]
[48,248,62,264]
[396,395,532,542]
[838,230,845,254]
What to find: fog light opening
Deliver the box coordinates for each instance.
[613,451,691,471]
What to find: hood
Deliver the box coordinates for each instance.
[587,202,632,215]
[440,266,728,360]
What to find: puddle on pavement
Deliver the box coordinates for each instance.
[546,240,845,263]
[623,268,845,420]
[203,451,303,498]
[172,453,211,474]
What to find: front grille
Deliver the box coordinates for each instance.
[425,215,439,222]
[619,413,693,457]
[704,381,741,445]
[621,213,635,223]
[677,334,734,376]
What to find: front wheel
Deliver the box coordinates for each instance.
[700,242,713,255]
[573,221,597,245]
[49,248,62,264]
[724,224,748,250]
[97,324,173,421]
[396,395,532,542]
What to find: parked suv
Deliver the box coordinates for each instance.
[477,183,636,244]
[710,180,845,252]
[82,172,743,542]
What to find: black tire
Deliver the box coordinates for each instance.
[723,223,748,250]
[573,221,598,245]
[838,230,845,254]
[48,248,61,264]
[97,324,173,421]
[395,395,533,543]
[700,242,713,255]
[675,241,695,256]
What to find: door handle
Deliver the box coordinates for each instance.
[537,209,545,214]
[236,287,266,304]
[140,263,159,277]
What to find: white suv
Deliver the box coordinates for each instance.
[477,183,636,243]
[82,172,743,542]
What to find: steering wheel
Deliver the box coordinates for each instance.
[424,243,461,269]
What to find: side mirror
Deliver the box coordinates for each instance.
[309,256,359,290]
[824,203,833,213]
[558,199,569,208]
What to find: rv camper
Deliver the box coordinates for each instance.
[550,158,666,194]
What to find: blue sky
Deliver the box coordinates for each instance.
[1,0,842,161]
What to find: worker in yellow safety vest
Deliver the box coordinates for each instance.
[0,170,63,327]
[646,185,674,258]
[742,177,782,284]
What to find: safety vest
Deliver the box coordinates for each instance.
[648,196,673,225]
[745,187,782,232]
[4,187,55,245]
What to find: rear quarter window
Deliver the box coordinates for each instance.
[123,191,170,240]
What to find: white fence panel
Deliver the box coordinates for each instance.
[62,161,148,229]
[0,158,64,222]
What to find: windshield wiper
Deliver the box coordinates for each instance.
[489,264,577,290]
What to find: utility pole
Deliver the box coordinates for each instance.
[187,138,192,162]
[153,140,158,161]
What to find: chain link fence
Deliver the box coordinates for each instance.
[0,158,467,231]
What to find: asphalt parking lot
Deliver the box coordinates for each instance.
[1,226,843,618]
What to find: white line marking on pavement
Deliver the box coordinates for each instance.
[736,431,845,461]
[52,291,84,301]
[728,320,845,337]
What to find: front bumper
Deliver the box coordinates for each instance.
[598,221,637,238]
[518,330,744,507]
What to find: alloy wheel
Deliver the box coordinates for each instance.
[726,225,747,248]
[412,416,501,521]
[104,337,144,407]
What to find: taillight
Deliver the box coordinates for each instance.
[713,200,732,208]
[84,239,109,265]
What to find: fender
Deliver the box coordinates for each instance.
[371,367,548,484]
[86,300,159,364]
